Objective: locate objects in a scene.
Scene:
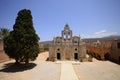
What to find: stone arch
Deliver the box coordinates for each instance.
[96,54,101,60]
[104,53,110,60]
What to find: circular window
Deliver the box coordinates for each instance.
[57,48,60,51]
[75,48,77,51]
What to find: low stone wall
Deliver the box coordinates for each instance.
[0,50,10,63]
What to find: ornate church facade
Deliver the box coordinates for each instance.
[49,24,86,61]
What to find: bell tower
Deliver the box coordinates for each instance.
[62,24,72,42]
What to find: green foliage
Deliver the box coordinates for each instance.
[39,48,44,52]
[4,9,40,64]
[0,28,10,39]
[43,44,49,51]
[44,47,49,51]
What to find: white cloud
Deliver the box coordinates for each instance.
[81,30,118,39]
[95,30,106,35]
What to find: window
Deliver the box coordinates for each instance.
[68,32,70,35]
[57,48,60,51]
[74,41,77,43]
[75,48,77,51]
[68,32,70,39]
[57,41,61,45]
[63,32,66,39]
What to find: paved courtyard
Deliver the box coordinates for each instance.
[0,52,60,80]
[0,52,120,80]
[73,60,120,80]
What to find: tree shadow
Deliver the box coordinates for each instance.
[0,62,37,73]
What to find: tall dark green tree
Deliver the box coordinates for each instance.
[4,9,40,64]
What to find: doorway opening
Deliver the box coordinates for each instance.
[74,53,78,60]
[57,53,61,60]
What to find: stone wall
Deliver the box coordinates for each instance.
[0,40,10,62]
[49,44,86,61]
[86,39,120,63]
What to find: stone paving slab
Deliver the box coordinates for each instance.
[59,61,79,80]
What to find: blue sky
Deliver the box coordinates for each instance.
[0,0,120,41]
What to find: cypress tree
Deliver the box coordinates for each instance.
[4,9,40,64]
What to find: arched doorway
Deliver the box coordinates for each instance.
[104,53,110,60]
[74,53,78,60]
[57,53,61,60]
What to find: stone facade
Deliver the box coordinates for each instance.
[49,24,86,61]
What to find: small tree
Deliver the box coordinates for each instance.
[4,9,40,64]
[0,28,10,39]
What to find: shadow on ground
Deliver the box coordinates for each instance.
[0,62,37,73]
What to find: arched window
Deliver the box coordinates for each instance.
[68,32,70,39]
[74,41,77,43]
[63,32,66,39]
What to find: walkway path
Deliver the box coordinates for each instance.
[58,61,79,80]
